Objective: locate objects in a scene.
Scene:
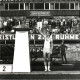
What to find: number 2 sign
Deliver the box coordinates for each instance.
[0,65,12,72]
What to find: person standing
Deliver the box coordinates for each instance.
[29,20,33,29]
[36,28,53,71]
[3,19,8,32]
[37,19,42,31]
[59,41,68,63]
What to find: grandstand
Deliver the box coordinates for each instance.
[0,0,80,72]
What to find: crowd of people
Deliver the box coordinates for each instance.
[0,16,79,71]
[0,16,80,34]
[31,17,80,34]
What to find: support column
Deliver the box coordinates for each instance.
[44,3,45,10]
[24,3,25,10]
[19,3,20,10]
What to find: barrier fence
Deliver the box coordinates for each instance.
[0,33,80,64]
[0,34,80,40]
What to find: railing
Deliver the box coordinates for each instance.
[0,33,80,64]
[0,33,80,41]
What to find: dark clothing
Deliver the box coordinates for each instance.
[67,20,72,32]
[59,44,67,63]
[29,20,33,29]
[48,20,51,25]
[60,44,67,52]
[57,21,60,27]
[63,21,66,26]
[51,21,56,29]
[60,26,65,34]
[32,20,36,26]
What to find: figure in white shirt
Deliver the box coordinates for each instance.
[36,28,53,71]
[3,20,7,27]
[3,20,8,31]
[37,19,42,31]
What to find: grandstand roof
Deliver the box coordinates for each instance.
[0,0,79,2]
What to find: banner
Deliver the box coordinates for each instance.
[30,11,51,16]
[0,34,15,40]
[0,34,80,40]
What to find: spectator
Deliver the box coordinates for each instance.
[60,26,65,34]
[37,19,42,31]
[59,41,68,63]
[68,19,73,33]
[48,19,52,26]
[3,19,8,31]
[0,17,3,29]
[56,19,61,29]
[32,19,36,28]
[51,20,56,29]
[29,20,33,29]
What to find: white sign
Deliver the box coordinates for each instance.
[30,11,51,16]
[0,64,12,72]
[0,34,80,40]
[55,34,79,40]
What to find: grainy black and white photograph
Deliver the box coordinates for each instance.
[0,0,80,80]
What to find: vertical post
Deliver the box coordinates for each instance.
[59,2,60,10]
[33,3,35,10]
[69,3,70,10]
[74,3,75,10]
[49,3,50,10]
[78,3,79,10]
[19,3,20,10]
[44,3,45,10]
[8,3,9,10]
[29,3,30,10]
[24,3,25,10]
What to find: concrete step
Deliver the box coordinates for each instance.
[0,71,80,79]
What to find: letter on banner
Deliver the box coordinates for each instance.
[13,31,31,72]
